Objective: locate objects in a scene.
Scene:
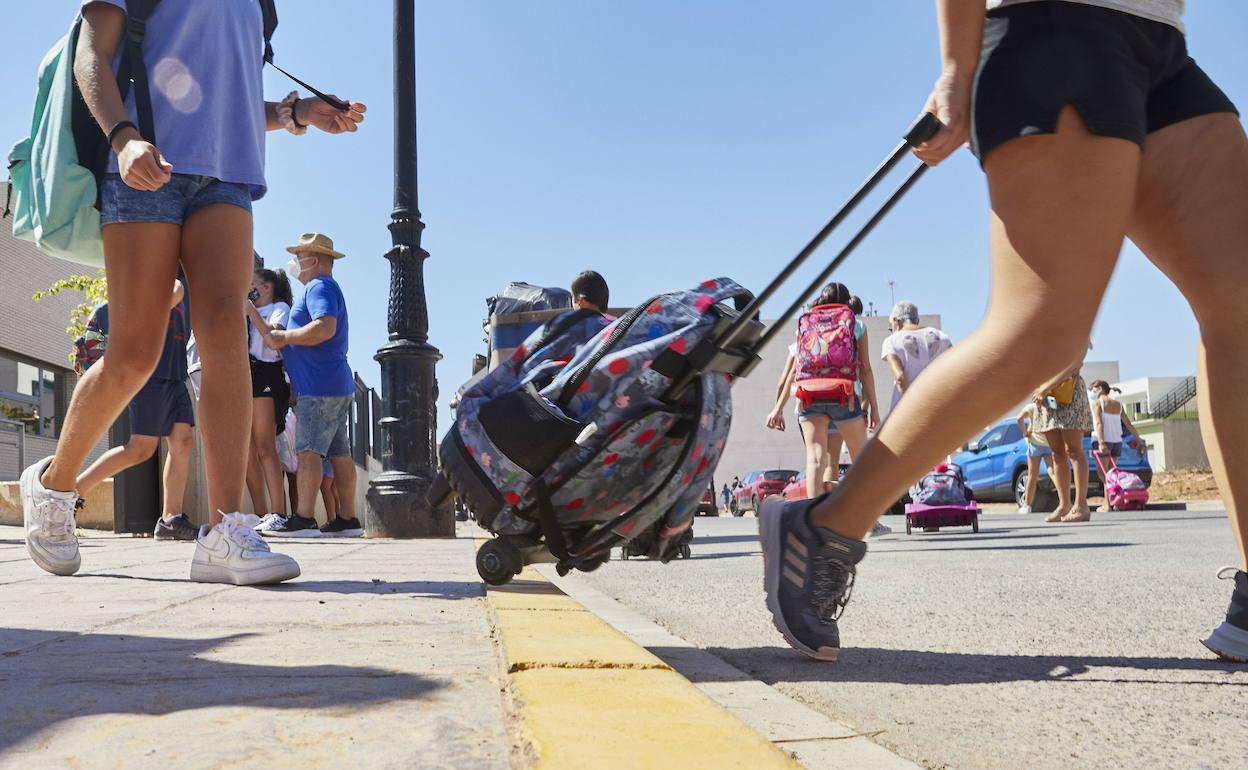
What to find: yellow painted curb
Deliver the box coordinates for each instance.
[486,564,800,769]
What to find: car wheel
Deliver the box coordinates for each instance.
[1014,469,1029,509]
[751,495,759,514]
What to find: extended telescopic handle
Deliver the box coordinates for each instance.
[712,112,942,351]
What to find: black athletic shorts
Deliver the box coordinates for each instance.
[250,358,290,434]
[129,378,194,437]
[971,1,1238,164]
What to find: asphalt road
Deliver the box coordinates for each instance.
[565,508,1246,770]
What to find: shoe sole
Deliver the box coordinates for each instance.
[265,529,323,538]
[189,559,301,586]
[1202,621,1248,663]
[21,458,81,577]
[320,529,363,538]
[758,499,838,662]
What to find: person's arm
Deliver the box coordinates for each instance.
[1016,408,1031,439]
[169,280,184,309]
[1033,362,1082,404]
[270,316,336,348]
[1120,408,1145,449]
[264,94,367,134]
[1091,398,1106,450]
[857,332,880,431]
[75,3,172,190]
[885,354,907,394]
[766,355,796,431]
[914,0,985,166]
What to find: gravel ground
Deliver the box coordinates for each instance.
[566,509,1247,770]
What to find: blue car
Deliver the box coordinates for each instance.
[951,418,1152,510]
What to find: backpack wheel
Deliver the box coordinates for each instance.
[577,554,609,573]
[905,518,912,535]
[971,515,979,533]
[477,538,523,586]
[679,543,692,559]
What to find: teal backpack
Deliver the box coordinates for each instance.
[4,0,165,267]
[4,0,328,267]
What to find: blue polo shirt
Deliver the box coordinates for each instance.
[283,275,353,397]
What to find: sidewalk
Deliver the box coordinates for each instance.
[0,524,512,769]
[0,523,815,769]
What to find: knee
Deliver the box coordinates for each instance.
[168,430,192,454]
[102,344,162,392]
[125,437,159,460]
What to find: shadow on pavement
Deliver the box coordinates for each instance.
[692,534,760,546]
[262,580,484,598]
[0,628,444,754]
[675,645,1248,688]
[885,542,1134,554]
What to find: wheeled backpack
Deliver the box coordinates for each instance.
[433,112,943,586]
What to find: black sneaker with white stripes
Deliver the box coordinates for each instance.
[266,515,323,538]
[154,513,200,541]
[759,495,867,661]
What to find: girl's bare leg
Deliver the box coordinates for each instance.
[251,398,287,516]
[801,414,831,498]
[1127,113,1248,570]
[179,204,253,523]
[162,423,193,516]
[41,224,181,492]
[809,109,1140,538]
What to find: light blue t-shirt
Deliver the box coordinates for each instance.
[86,0,268,198]
[284,275,353,398]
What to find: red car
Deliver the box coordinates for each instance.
[782,471,807,500]
[734,469,799,514]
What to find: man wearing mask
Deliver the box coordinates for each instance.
[264,233,362,537]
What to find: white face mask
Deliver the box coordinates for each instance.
[286,256,317,284]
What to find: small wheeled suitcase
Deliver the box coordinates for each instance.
[1094,452,1149,511]
[431,113,942,586]
[905,463,980,534]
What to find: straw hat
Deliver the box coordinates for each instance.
[285,232,345,259]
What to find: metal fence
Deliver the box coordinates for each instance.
[0,418,26,481]
[348,373,381,467]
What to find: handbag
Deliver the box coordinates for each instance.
[1046,377,1077,405]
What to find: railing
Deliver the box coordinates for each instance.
[1147,376,1197,420]
[0,418,26,481]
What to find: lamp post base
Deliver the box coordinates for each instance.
[366,469,454,538]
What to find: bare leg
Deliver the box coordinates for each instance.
[1025,455,1041,507]
[801,415,831,498]
[246,448,267,515]
[809,109,1139,538]
[1063,429,1090,512]
[251,398,287,517]
[286,472,299,515]
[824,433,844,489]
[162,423,193,516]
[76,435,160,495]
[1126,113,1248,570]
[328,455,357,520]
[1045,430,1074,521]
[180,204,253,522]
[42,224,181,492]
[837,417,869,460]
[320,473,338,521]
[295,451,324,520]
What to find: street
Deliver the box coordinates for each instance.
[562,509,1246,770]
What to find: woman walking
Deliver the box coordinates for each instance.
[1090,379,1148,512]
[245,267,293,529]
[760,0,1248,663]
[21,0,365,585]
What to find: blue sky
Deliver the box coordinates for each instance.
[6,2,1247,429]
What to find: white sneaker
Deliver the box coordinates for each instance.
[253,512,287,533]
[191,513,301,585]
[1098,503,1112,513]
[21,456,81,576]
[1017,505,1032,515]
[867,520,893,538]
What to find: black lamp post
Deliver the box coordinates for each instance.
[366,0,450,537]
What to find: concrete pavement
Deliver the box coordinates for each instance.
[565,509,1248,770]
[0,525,512,769]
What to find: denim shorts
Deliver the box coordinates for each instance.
[295,395,352,458]
[1092,440,1123,459]
[1027,441,1053,459]
[797,397,862,425]
[99,173,253,226]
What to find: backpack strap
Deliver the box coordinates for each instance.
[118,0,163,145]
[257,0,350,111]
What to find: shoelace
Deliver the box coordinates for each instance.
[221,514,272,553]
[811,549,857,623]
[37,498,78,543]
[1216,566,1241,580]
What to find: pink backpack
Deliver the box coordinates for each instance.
[793,303,859,406]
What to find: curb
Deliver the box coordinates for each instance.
[484,561,800,769]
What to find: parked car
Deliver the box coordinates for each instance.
[696,481,718,516]
[782,471,806,500]
[734,469,799,513]
[950,418,1152,510]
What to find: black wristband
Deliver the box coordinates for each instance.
[290,99,306,129]
[107,120,138,147]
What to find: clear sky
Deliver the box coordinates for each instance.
[6,2,1247,430]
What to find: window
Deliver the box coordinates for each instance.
[979,424,1011,448]
[0,353,62,437]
